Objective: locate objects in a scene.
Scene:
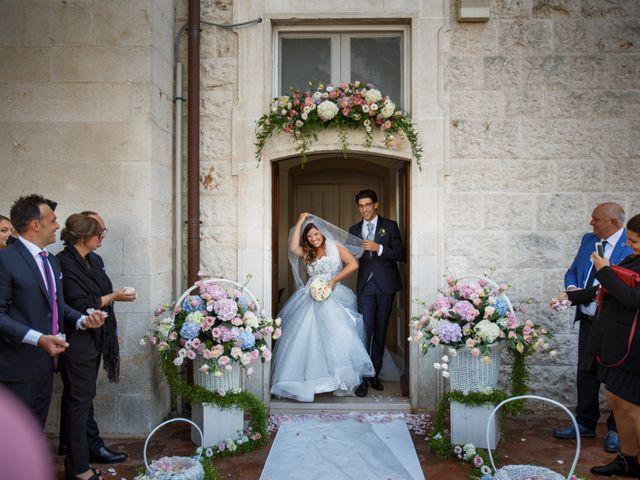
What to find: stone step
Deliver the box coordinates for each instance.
[269,395,411,413]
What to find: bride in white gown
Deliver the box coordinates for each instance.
[270,213,375,402]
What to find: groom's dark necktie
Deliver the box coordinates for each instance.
[39,251,59,335]
[366,223,374,259]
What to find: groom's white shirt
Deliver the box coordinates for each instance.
[361,215,383,255]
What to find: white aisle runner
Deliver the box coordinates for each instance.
[260,415,426,480]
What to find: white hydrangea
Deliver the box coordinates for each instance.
[243,311,260,329]
[364,88,382,104]
[380,101,396,119]
[317,100,339,121]
[474,319,501,343]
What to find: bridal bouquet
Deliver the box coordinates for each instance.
[142,279,282,378]
[409,275,553,358]
[309,278,332,302]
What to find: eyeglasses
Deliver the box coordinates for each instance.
[357,202,375,210]
[99,229,108,240]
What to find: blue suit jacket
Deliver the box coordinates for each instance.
[349,216,405,295]
[565,230,633,322]
[0,240,82,382]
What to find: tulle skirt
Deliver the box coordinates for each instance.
[270,283,375,402]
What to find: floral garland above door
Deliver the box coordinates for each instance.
[255,81,423,168]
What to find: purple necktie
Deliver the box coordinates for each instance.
[39,251,59,335]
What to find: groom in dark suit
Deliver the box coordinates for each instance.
[0,194,104,428]
[349,190,404,397]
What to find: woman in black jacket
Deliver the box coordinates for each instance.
[560,213,640,477]
[57,214,136,480]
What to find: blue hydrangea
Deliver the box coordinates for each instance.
[237,296,250,311]
[181,295,205,314]
[239,330,256,350]
[494,297,509,316]
[180,321,201,340]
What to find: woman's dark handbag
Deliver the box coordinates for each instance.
[596,265,640,367]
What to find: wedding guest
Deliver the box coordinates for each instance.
[57,214,135,480]
[0,215,14,248]
[57,211,131,465]
[557,213,640,477]
[0,194,103,429]
[553,202,632,453]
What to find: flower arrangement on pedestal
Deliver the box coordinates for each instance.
[255,81,423,168]
[143,279,281,386]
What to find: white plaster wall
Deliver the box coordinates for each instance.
[0,0,174,434]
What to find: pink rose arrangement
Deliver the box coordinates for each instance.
[255,81,422,167]
[142,279,281,378]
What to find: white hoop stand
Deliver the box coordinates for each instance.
[448,275,515,449]
[175,278,261,447]
[486,395,580,480]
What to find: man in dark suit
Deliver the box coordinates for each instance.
[349,189,404,397]
[553,202,633,453]
[0,194,104,429]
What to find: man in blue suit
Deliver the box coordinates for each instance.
[553,202,633,453]
[0,194,104,429]
[349,190,404,397]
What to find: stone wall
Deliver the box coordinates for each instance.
[445,0,640,405]
[0,0,174,434]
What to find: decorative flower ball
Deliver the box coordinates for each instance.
[317,100,339,121]
[310,278,332,302]
[213,298,239,321]
[494,297,509,316]
[179,321,201,340]
[181,295,205,314]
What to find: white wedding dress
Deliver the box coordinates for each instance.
[271,249,375,402]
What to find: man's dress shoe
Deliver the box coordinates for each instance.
[89,446,128,464]
[591,451,640,477]
[368,377,384,391]
[604,430,620,453]
[553,422,596,439]
[355,382,368,398]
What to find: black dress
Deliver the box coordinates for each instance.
[57,246,118,476]
[568,255,640,404]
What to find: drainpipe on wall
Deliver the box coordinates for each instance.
[186,0,201,288]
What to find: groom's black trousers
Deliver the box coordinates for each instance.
[357,279,395,376]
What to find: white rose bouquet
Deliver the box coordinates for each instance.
[309,278,332,302]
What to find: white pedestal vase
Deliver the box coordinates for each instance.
[190,357,244,446]
[448,344,504,448]
[450,402,499,449]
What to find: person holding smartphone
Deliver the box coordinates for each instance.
[553,202,633,454]
[556,213,640,477]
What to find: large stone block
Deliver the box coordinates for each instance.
[202,57,238,89]
[555,159,601,192]
[500,160,558,192]
[445,193,484,229]
[447,56,484,91]
[5,83,130,122]
[505,89,544,117]
[450,90,507,119]
[7,122,60,162]
[450,22,499,56]
[484,193,536,230]
[492,0,533,18]
[0,1,23,46]
[505,232,564,268]
[543,90,594,119]
[483,56,522,90]
[581,0,640,18]
[94,0,153,46]
[532,0,580,17]
[447,231,507,270]
[53,46,152,82]
[451,119,519,159]
[117,394,154,434]
[92,393,117,435]
[605,54,640,89]
[604,159,640,192]
[593,90,640,118]
[499,19,552,54]
[536,194,586,231]
[0,48,51,82]
[123,237,151,274]
[59,122,151,162]
[24,0,92,46]
[448,158,503,191]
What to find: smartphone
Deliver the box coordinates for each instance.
[596,242,604,257]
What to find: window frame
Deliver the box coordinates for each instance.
[273,25,411,112]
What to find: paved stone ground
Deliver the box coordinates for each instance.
[51,413,615,479]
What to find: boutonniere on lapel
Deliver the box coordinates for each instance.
[377,228,386,238]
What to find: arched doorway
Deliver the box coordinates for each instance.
[271,153,410,406]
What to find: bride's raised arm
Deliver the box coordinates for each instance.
[289,212,309,258]
[329,244,359,289]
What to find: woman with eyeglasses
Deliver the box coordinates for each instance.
[56,214,135,480]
